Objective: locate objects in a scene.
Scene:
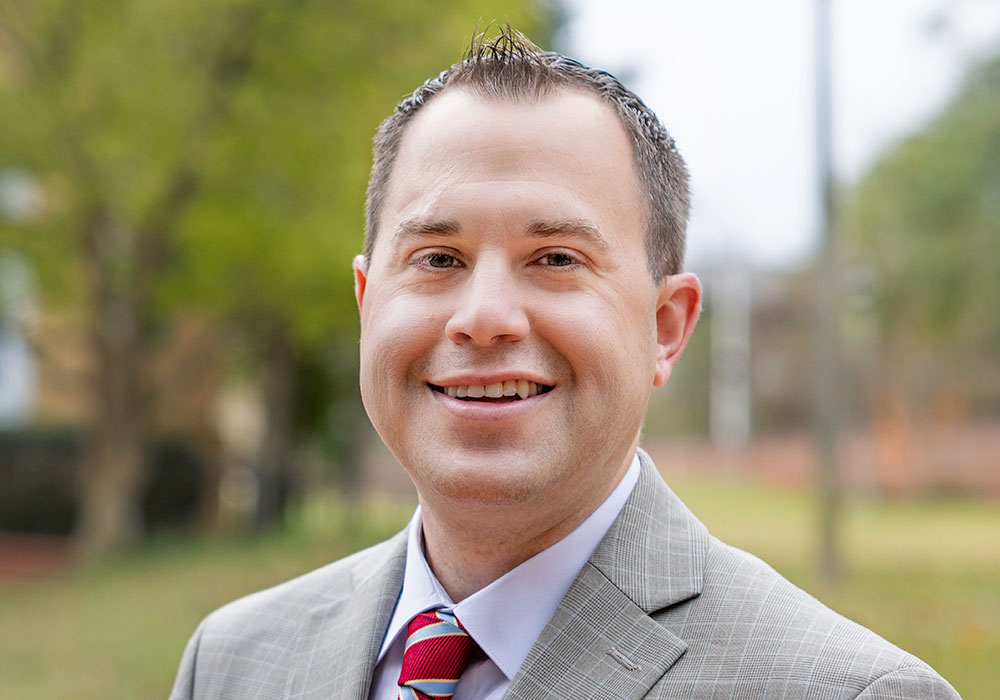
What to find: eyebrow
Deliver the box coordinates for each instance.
[390,216,609,249]
[526,219,609,250]
[392,218,461,244]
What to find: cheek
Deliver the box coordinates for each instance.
[360,293,443,391]
[359,314,433,451]
[540,293,657,385]
[608,288,658,357]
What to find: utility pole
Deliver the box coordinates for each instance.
[814,0,841,587]
[709,255,752,454]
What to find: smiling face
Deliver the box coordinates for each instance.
[355,87,700,534]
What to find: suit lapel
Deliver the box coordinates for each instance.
[284,530,408,700]
[503,562,687,700]
[504,450,710,699]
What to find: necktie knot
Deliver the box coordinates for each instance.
[397,610,476,700]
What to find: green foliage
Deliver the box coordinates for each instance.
[0,0,551,344]
[848,51,1000,366]
[0,0,553,547]
[0,2,553,517]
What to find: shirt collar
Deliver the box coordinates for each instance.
[376,454,641,679]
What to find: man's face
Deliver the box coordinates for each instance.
[355,88,699,529]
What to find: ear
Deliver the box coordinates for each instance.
[653,272,702,387]
[353,254,368,315]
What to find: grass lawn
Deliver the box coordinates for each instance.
[0,475,996,699]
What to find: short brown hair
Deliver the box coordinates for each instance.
[364,25,690,279]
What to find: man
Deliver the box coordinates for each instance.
[170,27,959,700]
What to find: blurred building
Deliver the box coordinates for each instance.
[646,259,1000,497]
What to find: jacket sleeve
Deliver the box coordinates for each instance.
[856,665,961,700]
[168,622,206,700]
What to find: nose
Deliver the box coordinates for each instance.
[445,260,529,346]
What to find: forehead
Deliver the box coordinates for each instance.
[376,87,645,246]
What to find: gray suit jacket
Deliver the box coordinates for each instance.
[170,451,960,699]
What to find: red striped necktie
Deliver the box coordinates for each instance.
[397,609,477,700]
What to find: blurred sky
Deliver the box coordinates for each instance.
[557,0,1000,268]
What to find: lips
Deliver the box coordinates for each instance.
[429,379,553,401]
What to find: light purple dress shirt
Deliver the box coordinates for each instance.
[368,454,641,700]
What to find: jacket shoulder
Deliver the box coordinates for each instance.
[857,665,961,699]
[654,538,959,699]
[198,530,404,636]
[169,530,407,699]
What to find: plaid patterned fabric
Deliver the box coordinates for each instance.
[170,449,960,699]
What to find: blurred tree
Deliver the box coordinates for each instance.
[0,1,548,555]
[848,49,1000,422]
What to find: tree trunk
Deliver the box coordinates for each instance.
[255,324,295,530]
[75,210,147,557]
[65,9,260,555]
[326,339,366,531]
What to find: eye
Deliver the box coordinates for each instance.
[427,253,458,268]
[413,251,463,269]
[536,251,578,267]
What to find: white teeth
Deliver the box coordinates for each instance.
[516,380,530,399]
[440,380,548,399]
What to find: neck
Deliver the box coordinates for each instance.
[416,458,633,602]
[419,501,583,602]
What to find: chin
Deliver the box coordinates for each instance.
[410,450,557,508]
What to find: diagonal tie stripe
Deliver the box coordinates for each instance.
[398,610,476,700]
